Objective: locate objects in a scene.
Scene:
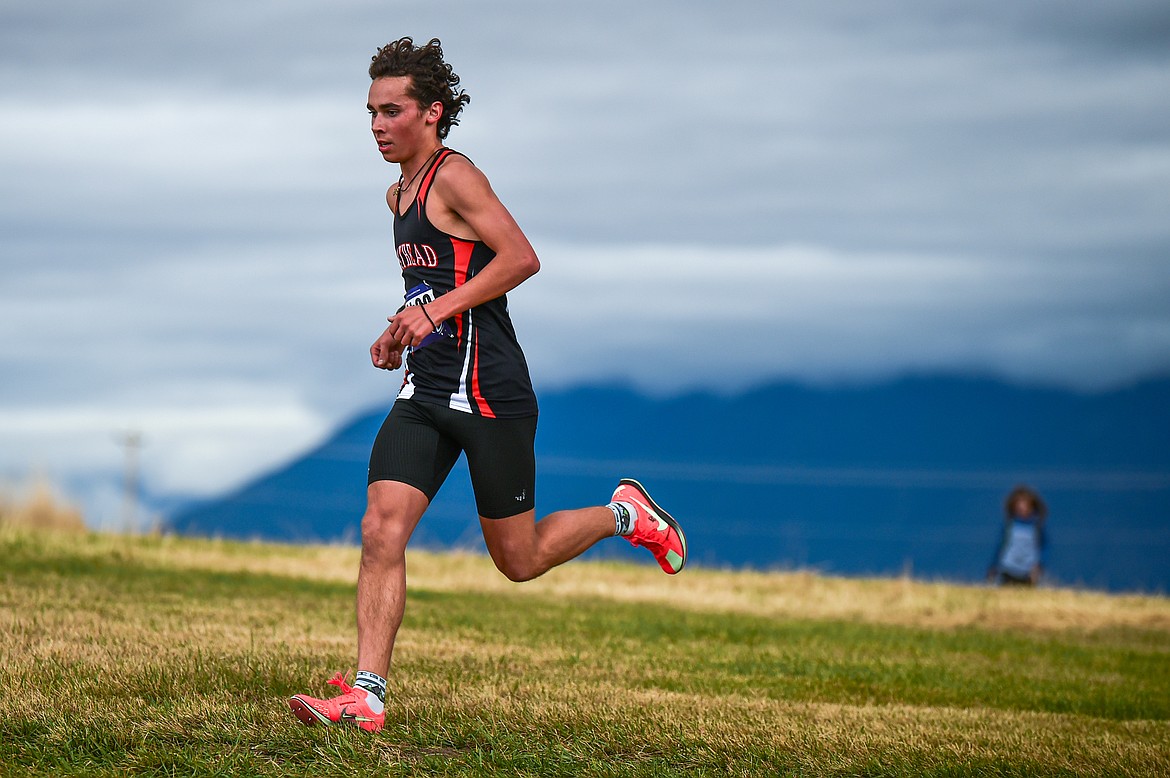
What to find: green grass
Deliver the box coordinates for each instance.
[1,529,1168,776]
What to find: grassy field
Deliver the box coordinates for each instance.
[1,527,1168,777]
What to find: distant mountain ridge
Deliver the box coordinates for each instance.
[170,374,1170,593]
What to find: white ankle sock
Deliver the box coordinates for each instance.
[354,670,387,710]
[361,689,385,714]
[607,501,638,536]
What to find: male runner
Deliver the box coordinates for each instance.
[287,37,687,733]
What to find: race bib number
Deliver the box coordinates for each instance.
[404,282,454,349]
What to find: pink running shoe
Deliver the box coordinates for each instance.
[613,478,687,574]
[288,672,384,733]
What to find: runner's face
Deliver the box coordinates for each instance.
[367,77,439,163]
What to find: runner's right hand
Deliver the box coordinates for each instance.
[370,325,404,370]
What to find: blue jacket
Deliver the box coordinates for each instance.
[989,516,1046,578]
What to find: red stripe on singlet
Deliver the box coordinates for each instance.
[449,236,494,417]
[451,237,473,346]
[414,149,455,221]
[470,336,494,418]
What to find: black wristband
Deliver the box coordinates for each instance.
[420,304,439,331]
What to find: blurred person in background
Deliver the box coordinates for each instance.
[987,485,1047,586]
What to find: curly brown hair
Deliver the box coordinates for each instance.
[1004,485,1047,523]
[369,37,470,140]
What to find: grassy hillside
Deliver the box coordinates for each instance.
[2,528,1168,777]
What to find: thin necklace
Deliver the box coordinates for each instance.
[394,147,445,199]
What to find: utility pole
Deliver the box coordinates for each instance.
[119,430,142,533]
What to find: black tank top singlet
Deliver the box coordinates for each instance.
[392,149,537,418]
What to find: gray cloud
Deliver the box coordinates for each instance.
[1,0,1167,521]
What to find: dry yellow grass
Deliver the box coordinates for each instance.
[0,478,86,533]
[41,530,1170,636]
[3,527,1168,776]
[405,551,1170,634]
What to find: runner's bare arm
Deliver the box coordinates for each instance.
[388,157,539,346]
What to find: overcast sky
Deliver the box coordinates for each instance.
[2,1,1168,526]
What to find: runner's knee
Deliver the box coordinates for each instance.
[485,535,543,582]
[360,491,420,559]
[491,553,541,583]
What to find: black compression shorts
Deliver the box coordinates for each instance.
[368,398,537,519]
